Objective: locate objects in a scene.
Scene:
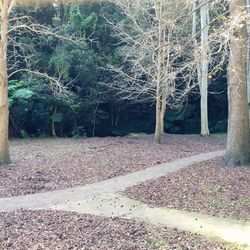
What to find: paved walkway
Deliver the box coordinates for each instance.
[1,149,250,246]
[0,150,225,211]
[53,193,250,246]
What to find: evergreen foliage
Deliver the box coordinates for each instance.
[8,2,228,138]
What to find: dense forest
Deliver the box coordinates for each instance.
[6,2,228,138]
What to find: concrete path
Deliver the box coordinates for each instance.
[0,150,225,212]
[2,149,250,246]
[51,193,250,246]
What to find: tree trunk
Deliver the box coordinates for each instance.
[160,27,169,135]
[92,102,99,137]
[199,0,210,136]
[0,2,10,166]
[246,0,250,123]
[160,94,166,134]
[51,120,56,137]
[154,0,163,144]
[225,0,250,166]
[51,105,57,137]
[154,94,162,144]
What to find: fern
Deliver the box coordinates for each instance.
[13,88,34,99]
[8,80,35,108]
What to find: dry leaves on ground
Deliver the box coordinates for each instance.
[0,134,225,198]
[0,209,236,250]
[124,158,250,221]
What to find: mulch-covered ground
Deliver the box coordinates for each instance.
[124,157,250,221]
[0,210,239,250]
[0,134,225,198]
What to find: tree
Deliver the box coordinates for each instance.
[105,0,194,143]
[0,1,60,165]
[192,0,210,136]
[0,0,85,165]
[0,0,13,165]
[246,0,250,121]
[5,2,126,140]
[225,0,250,166]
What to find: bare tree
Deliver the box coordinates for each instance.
[104,0,194,144]
[192,0,210,136]
[191,0,250,166]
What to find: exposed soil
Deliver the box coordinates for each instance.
[0,134,225,198]
[0,209,240,250]
[124,157,250,221]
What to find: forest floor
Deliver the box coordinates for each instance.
[0,134,225,197]
[1,134,250,249]
[124,157,250,221]
[0,210,244,250]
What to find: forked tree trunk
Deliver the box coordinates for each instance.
[225,0,250,166]
[0,2,10,166]
[199,0,210,136]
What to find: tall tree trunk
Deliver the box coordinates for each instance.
[0,1,10,166]
[154,0,163,144]
[225,0,249,166]
[246,0,250,123]
[160,27,169,135]
[199,0,210,136]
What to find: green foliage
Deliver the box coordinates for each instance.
[20,129,30,139]
[8,3,228,138]
[8,80,35,108]
[50,113,63,123]
[81,12,98,30]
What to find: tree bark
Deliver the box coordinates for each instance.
[160,94,166,134]
[154,0,163,144]
[225,0,250,166]
[154,93,162,144]
[246,0,250,123]
[160,27,169,135]
[51,105,57,137]
[199,0,210,136]
[0,1,11,166]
